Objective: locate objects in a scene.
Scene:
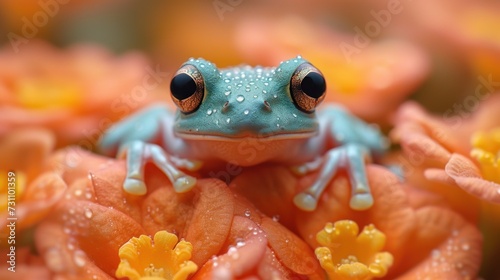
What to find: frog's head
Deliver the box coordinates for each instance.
[169,57,326,142]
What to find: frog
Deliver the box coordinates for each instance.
[98,56,388,211]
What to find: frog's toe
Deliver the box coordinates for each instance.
[293,192,318,212]
[173,175,197,193]
[124,178,147,195]
[349,192,373,210]
[170,157,203,171]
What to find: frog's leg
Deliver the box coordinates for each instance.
[293,144,373,211]
[100,105,202,195]
[118,140,199,195]
[293,105,387,212]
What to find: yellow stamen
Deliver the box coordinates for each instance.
[116,231,198,280]
[471,128,500,183]
[315,220,393,280]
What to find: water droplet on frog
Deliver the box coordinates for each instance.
[243,110,249,115]
[262,90,267,94]
[236,95,245,102]
[227,85,232,89]
[84,208,93,219]
[264,82,269,86]
[200,64,205,68]
[245,88,250,92]
[207,109,213,115]
[224,79,230,83]
[292,113,297,118]
[277,68,282,72]
[226,118,231,124]
[273,94,277,98]
[253,95,258,98]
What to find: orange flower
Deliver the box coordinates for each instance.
[33,148,324,279]
[0,128,63,277]
[391,96,500,205]
[234,16,430,123]
[0,41,166,148]
[391,96,500,278]
[231,163,482,279]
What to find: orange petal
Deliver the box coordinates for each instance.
[89,161,145,223]
[37,199,145,277]
[261,217,320,276]
[230,165,298,229]
[0,172,66,232]
[0,128,55,180]
[185,179,235,266]
[397,206,482,279]
[194,216,268,279]
[446,153,500,203]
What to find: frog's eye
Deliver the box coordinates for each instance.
[289,63,326,113]
[170,64,204,114]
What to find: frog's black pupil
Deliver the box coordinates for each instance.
[170,73,197,100]
[301,72,326,99]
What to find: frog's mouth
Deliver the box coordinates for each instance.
[174,130,318,141]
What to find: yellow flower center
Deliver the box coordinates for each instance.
[471,128,500,183]
[16,78,82,110]
[116,231,198,280]
[315,220,393,280]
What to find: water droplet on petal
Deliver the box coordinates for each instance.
[84,209,93,219]
[73,250,86,267]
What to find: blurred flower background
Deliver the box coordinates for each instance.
[1,0,500,279]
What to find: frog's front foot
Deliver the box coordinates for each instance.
[118,140,201,195]
[293,143,373,212]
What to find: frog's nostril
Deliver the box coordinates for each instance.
[263,101,272,111]
[222,101,230,113]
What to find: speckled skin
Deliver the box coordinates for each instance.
[99,57,388,211]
